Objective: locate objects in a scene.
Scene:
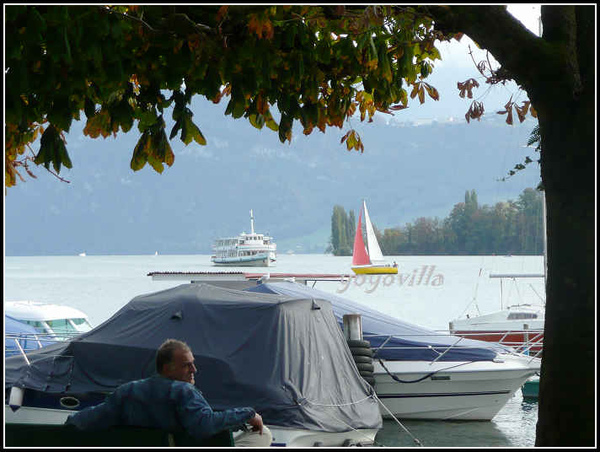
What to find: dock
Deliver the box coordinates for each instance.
[147,271,350,288]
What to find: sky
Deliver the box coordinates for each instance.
[388,4,542,123]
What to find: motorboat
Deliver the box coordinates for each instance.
[521,376,540,399]
[211,210,277,267]
[351,200,398,275]
[5,300,93,341]
[449,273,545,356]
[247,281,541,421]
[450,194,547,358]
[5,315,54,357]
[5,283,381,447]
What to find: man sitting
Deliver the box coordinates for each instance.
[65,339,272,447]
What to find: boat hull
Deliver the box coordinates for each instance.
[4,404,377,447]
[372,355,540,420]
[352,266,398,275]
[212,255,273,267]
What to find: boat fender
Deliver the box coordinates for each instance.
[8,387,24,412]
[347,339,375,387]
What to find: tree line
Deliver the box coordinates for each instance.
[329,188,544,256]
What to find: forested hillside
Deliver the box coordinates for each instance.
[329,187,544,256]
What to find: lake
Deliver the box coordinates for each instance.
[4,253,543,447]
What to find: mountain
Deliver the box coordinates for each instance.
[4,97,541,256]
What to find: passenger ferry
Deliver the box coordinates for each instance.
[211,210,277,267]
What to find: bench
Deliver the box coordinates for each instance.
[5,423,234,447]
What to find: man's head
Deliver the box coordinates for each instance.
[156,339,197,384]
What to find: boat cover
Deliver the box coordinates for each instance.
[247,282,510,362]
[5,283,381,432]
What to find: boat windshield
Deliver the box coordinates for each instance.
[23,318,92,340]
[507,312,538,320]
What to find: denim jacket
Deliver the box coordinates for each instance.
[65,375,255,439]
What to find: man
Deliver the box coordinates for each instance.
[66,339,272,447]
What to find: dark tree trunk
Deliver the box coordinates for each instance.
[536,97,595,447]
[426,5,596,446]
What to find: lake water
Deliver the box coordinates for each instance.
[4,254,543,447]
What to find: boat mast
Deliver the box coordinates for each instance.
[542,191,547,289]
[250,209,255,235]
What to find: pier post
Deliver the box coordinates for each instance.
[343,314,363,341]
[523,324,530,355]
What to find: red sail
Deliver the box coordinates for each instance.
[352,210,370,266]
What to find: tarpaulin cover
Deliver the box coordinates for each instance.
[5,283,381,432]
[247,282,509,362]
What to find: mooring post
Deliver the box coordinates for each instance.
[343,314,363,341]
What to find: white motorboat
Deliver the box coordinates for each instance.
[211,210,277,267]
[371,351,540,420]
[449,194,547,357]
[5,284,381,447]
[5,300,93,341]
[245,280,540,421]
[449,289,545,356]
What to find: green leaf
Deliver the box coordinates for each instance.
[35,125,71,173]
[130,132,150,171]
[182,115,207,146]
[278,113,292,143]
[57,138,72,169]
[263,110,279,132]
[170,119,182,140]
[248,113,265,130]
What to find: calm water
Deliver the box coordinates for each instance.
[4,254,543,447]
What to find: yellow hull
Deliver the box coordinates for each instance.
[352,266,398,275]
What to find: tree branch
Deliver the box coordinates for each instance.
[422,5,556,103]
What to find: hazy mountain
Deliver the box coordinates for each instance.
[5,96,541,256]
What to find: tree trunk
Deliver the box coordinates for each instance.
[425,5,596,446]
[535,75,595,448]
[529,7,595,445]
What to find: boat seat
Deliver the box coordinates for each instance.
[5,423,234,447]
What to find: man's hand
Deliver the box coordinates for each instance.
[247,413,264,434]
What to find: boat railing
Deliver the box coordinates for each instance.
[447,330,544,357]
[5,332,84,362]
[361,331,542,359]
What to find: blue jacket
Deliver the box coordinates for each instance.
[65,375,255,439]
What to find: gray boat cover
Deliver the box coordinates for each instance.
[5,283,381,432]
[247,282,510,361]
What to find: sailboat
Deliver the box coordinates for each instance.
[351,200,398,275]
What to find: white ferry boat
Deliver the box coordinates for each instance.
[211,210,277,267]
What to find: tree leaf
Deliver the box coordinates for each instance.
[130,132,150,171]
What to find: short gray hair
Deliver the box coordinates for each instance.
[156,339,191,374]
